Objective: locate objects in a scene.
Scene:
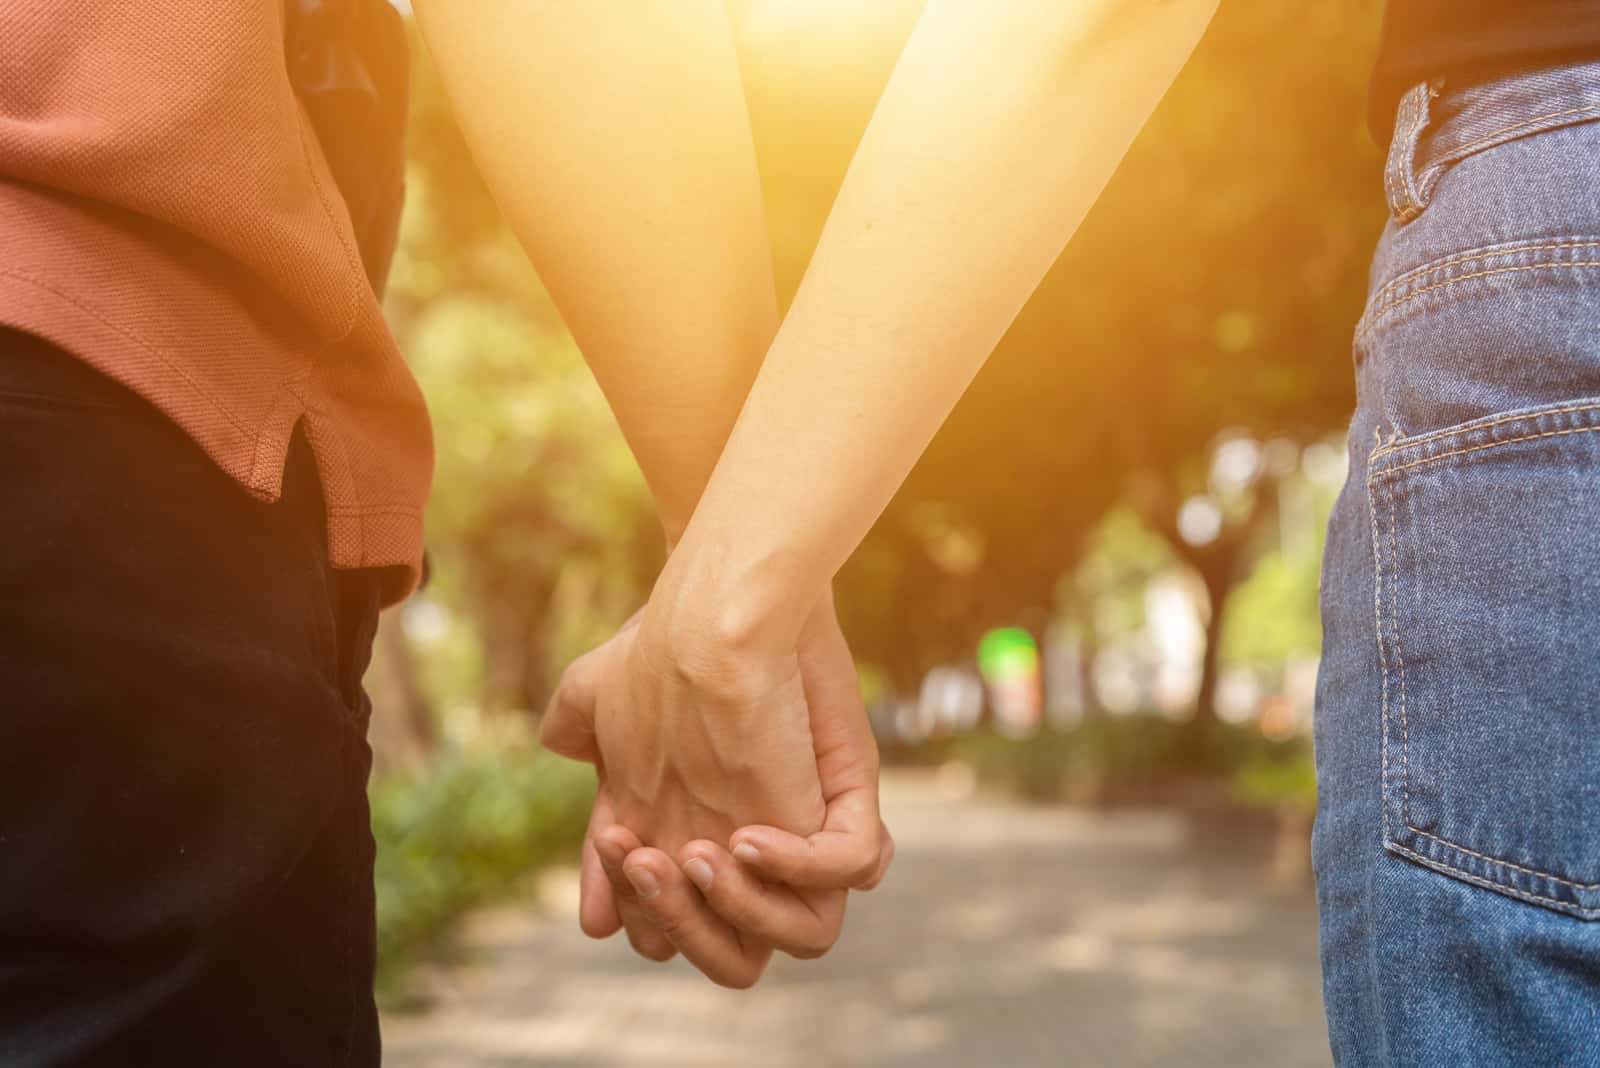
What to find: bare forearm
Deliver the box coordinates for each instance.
[415,0,777,541]
[663,0,1219,651]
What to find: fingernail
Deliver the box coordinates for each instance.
[684,857,714,891]
[625,866,659,899]
[732,842,760,865]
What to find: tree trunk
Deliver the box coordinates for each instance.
[480,590,529,717]
[520,612,552,721]
[1078,630,1103,720]
[1193,564,1229,728]
[368,608,437,777]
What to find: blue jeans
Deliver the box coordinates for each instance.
[1314,61,1600,1065]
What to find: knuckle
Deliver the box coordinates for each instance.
[537,719,567,753]
[641,906,685,940]
[539,710,584,758]
[704,893,752,929]
[557,658,589,692]
[626,931,675,962]
[549,676,582,718]
[843,844,880,885]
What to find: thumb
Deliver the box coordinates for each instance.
[540,643,609,762]
[728,788,888,890]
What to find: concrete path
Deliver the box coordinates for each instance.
[383,769,1331,1068]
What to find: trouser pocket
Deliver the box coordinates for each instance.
[1367,398,1600,918]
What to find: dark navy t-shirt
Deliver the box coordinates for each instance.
[1370,0,1600,144]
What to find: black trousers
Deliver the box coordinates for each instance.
[0,328,387,1066]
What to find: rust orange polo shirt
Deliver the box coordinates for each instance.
[0,1,433,604]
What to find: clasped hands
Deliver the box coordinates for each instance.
[540,578,892,988]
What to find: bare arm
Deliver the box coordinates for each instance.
[414,0,886,988]
[655,0,1221,665]
[414,0,776,542]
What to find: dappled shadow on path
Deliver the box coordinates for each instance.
[383,771,1330,1068]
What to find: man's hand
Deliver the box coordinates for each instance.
[544,593,891,987]
[543,605,828,862]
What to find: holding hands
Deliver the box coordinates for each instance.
[541,588,891,987]
[421,0,1214,989]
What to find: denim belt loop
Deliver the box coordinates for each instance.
[1384,78,1445,223]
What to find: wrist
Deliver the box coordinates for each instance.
[641,532,819,699]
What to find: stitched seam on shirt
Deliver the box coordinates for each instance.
[246,381,311,494]
[1388,842,1600,916]
[1358,261,1600,343]
[327,504,423,517]
[287,379,424,522]
[1368,240,1600,314]
[0,266,254,437]
[1371,401,1600,459]
[1370,424,1600,478]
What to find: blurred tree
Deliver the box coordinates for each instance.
[1128,447,1281,727]
[736,0,1384,699]
[384,2,1383,729]
[1059,507,1177,718]
[1220,441,1344,672]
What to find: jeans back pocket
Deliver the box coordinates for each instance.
[1368,397,1600,918]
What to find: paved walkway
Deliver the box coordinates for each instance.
[383,769,1331,1068]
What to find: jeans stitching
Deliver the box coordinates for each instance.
[1371,400,1600,459]
[1359,260,1600,343]
[1434,102,1600,165]
[1386,479,1411,829]
[1388,842,1600,917]
[1367,240,1600,317]
[1369,419,1600,898]
[1384,81,1438,222]
[1366,447,1392,844]
[1371,424,1600,478]
[1408,827,1600,890]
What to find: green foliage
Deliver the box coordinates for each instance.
[388,4,1382,707]
[1066,507,1178,642]
[832,0,1384,681]
[1219,448,1342,667]
[1232,749,1318,811]
[410,295,650,616]
[371,746,595,990]
[1220,549,1322,666]
[948,718,1309,805]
